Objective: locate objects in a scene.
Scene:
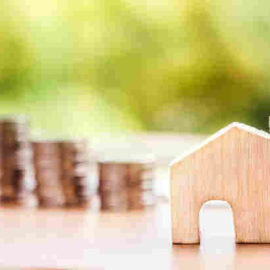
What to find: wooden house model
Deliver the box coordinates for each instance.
[170,122,270,244]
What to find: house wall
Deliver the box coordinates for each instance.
[170,127,270,243]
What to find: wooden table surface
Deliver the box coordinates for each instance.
[0,202,269,270]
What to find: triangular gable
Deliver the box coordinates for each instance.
[170,122,270,166]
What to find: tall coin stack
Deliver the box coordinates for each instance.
[1,117,32,204]
[98,161,155,211]
[60,140,91,207]
[0,122,3,199]
[32,141,63,207]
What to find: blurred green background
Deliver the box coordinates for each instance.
[1,0,270,136]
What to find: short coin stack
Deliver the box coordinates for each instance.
[32,141,63,207]
[99,161,155,211]
[60,140,91,207]
[99,163,129,211]
[1,117,32,204]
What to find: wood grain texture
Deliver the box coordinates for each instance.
[170,125,270,244]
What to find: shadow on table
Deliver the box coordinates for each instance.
[171,242,270,269]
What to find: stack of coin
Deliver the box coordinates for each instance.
[1,117,32,204]
[60,140,90,207]
[99,163,129,211]
[32,141,63,207]
[0,122,3,198]
[127,162,155,210]
[98,161,155,211]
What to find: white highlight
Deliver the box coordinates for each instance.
[170,122,270,166]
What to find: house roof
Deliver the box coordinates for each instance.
[170,122,270,166]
